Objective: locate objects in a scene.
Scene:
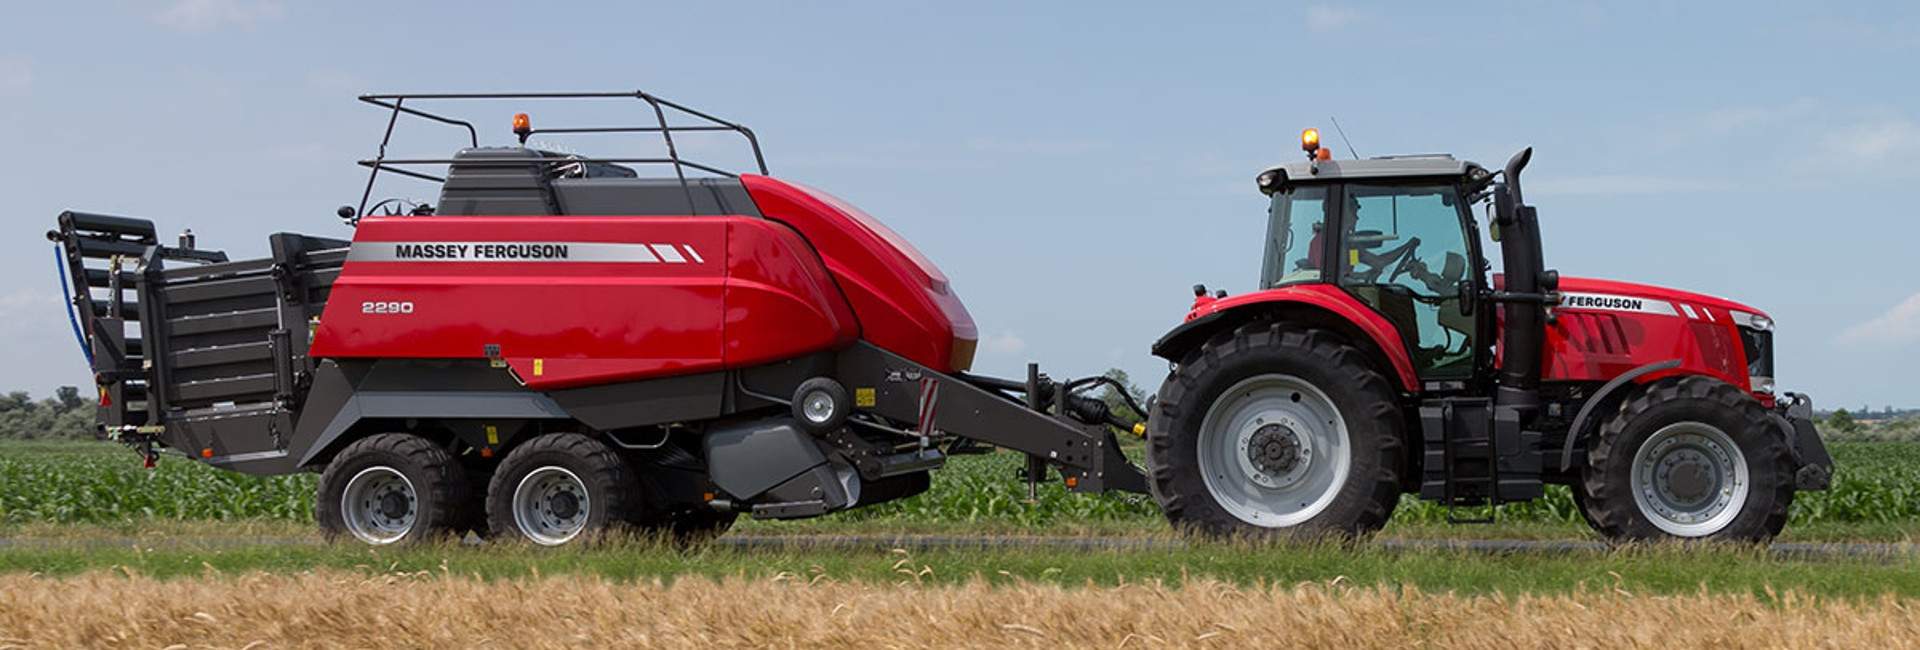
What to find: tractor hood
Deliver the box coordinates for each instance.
[1553,276,1769,321]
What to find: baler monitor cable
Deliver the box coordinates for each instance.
[54,245,93,365]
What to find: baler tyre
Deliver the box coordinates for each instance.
[316,433,470,546]
[1147,323,1404,540]
[487,433,641,546]
[1579,376,1793,543]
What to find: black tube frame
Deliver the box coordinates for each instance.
[354,90,770,220]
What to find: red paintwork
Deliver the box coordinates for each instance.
[1542,276,1765,393]
[1181,285,1422,392]
[741,175,978,373]
[1177,276,1771,397]
[311,214,858,389]
[312,175,974,390]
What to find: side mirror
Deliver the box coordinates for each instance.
[1456,280,1475,316]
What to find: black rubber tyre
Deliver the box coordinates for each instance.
[1147,323,1404,539]
[1579,376,1794,543]
[792,377,852,434]
[315,433,470,546]
[486,433,641,545]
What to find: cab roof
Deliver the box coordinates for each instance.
[1258,154,1490,189]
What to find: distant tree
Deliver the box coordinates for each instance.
[0,387,96,440]
[1827,408,1859,435]
[55,386,86,411]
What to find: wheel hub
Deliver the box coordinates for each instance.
[549,491,581,520]
[378,491,411,519]
[1248,424,1304,475]
[1661,453,1717,505]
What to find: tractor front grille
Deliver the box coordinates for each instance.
[1739,327,1774,380]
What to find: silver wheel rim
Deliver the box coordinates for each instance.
[801,390,835,424]
[340,466,417,545]
[1631,422,1749,537]
[512,466,592,545]
[1197,374,1351,527]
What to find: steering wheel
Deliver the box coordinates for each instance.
[1352,237,1421,284]
[1386,237,1426,284]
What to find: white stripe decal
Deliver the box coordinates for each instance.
[346,241,667,263]
[1680,303,1698,320]
[683,244,705,264]
[649,244,687,263]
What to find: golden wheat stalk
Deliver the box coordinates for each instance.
[2,571,1917,649]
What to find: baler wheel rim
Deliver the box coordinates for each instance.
[339,466,418,545]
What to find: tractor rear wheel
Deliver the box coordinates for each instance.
[1579,376,1794,542]
[1147,324,1404,539]
[316,433,471,546]
[487,433,641,545]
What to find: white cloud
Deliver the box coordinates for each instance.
[153,0,285,32]
[979,331,1027,357]
[1840,292,1920,345]
[1305,5,1367,33]
[1697,99,1819,135]
[1528,175,1735,197]
[0,56,30,97]
[1826,118,1920,162]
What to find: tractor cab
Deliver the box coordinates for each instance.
[1255,152,1493,384]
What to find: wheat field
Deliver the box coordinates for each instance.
[2,571,1917,649]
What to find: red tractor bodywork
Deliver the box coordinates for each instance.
[1543,276,1763,395]
[1175,276,1768,399]
[311,175,978,391]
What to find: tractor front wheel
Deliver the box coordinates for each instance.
[1147,324,1404,539]
[1579,376,1794,542]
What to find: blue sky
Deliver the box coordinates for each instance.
[2,1,1918,410]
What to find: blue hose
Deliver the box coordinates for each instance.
[54,245,93,365]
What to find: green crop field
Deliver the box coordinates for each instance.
[3,439,1917,539]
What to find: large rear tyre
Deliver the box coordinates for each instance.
[1147,324,1404,539]
[316,433,471,546]
[1579,376,1793,543]
[487,433,641,546]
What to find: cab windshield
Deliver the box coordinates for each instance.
[1260,185,1329,288]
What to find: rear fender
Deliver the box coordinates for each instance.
[1151,286,1419,393]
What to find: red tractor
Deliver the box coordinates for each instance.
[47,92,1827,546]
[1145,129,1830,541]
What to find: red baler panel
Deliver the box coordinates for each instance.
[312,215,855,390]
[740,175,978,373]
[722,218,860,366]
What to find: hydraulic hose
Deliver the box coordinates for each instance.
[53,245,92,365]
